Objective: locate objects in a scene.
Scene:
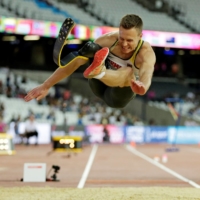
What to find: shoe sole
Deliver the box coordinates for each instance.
[83,47,109,78]
[53,18,75,67]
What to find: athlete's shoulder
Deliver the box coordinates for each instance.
[139,41,156,62]
[140,41,155,55]
[142,41,153,50]
[94,31,118,47]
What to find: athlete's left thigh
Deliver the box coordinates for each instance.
[104,87,135,108]
[88,78,108,99]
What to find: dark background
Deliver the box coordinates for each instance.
[1,32,200,79]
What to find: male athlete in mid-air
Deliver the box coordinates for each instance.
[24,14,156,108]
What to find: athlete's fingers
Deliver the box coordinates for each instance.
[131,80,143,87]
[130,80,145,95]
[36,96,41,101]
[24,94,36,102]
[24,89,40,101]
[24,93,33,101]
[36,94,45,101]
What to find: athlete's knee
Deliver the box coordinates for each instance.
[78,41,102,58]
[60,51,88,68]
[60,42,102,68]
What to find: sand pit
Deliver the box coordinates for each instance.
[1,187,200,200]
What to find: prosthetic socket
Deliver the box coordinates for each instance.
[53,18,102,68]
[60,41,102,68]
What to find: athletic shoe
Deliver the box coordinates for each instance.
[83,47,109,78]
[53,18,75,67]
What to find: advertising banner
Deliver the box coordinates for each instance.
[105,125,125,143]
[3,17,16,33]
[31,20,47,36]
[68,125,85,138]
[125,126,145,143]
[0,17,200,50]
[142,30,200,50]
[15,19,32,35]
[0,17,3,32]
[47,21,61,38]
[73,24,90,40]
[85,124,105,143]
[8,121,200,145]
[168,126,200,144]
[1,16,200,49]
[9,122,51,144]
[145,126,168,143]
[85,124,125,143]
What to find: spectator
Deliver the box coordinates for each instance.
[0,116,7,133]
[14,115,22,143]
[102,125,110,143]
[148,118,157,126]
[21,114,38,145]
[21,76,27,84]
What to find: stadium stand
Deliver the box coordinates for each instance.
[87,0,191,32]
[164,0,200,33]
[0,0,79,23]
[0,6,16,17]
[0,0,194,31]
[47,0,103,26]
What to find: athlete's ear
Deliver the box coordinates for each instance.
[139,33,143,38]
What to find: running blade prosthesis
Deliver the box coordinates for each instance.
[83,47,109,78]
[53,18,75,68]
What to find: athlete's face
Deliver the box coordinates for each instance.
[118,26,142,54]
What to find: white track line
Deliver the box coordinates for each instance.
[77,144,98,189]
[126,145,200,188]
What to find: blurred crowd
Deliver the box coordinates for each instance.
[2,65,200,137]
[0,68,145,136]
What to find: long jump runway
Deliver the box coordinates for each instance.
[1,143,200,188]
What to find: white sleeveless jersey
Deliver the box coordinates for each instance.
[105,39,143,80]
[106,53,134,70]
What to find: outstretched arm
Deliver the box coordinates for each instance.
[24,38,103,102]
[130,47,156,95]
[24,57,87,102]
[42,57,88,89]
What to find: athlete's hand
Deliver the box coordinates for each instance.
[24,84,49,102]
[130,80,146,95]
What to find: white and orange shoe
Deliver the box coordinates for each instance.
[83,47,109,78]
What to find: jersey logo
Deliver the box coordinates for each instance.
[108,59,122,69]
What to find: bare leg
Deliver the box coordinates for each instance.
[100,67,134,88]
[83,48,135,88]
